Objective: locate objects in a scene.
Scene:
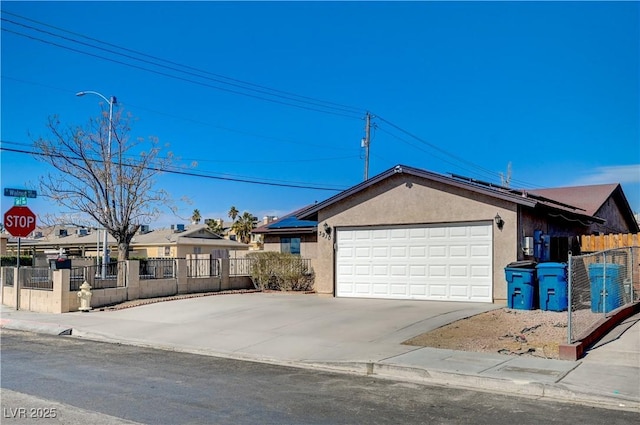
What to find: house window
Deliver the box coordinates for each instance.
[164,246,171,257]
[194,247,202,254]
[281,237,301,255]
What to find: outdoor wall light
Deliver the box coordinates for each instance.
[494,213,504,229]
[323,222,332,236]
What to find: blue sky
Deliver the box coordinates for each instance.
[1,1,639,228]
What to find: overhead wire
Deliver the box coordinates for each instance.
[2,10,364,116]
[1,24,362,120]
[2,75,359,155]
[0,145,349,192]
[374,115,546,189]
[2,10,547,190]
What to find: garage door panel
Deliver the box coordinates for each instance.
[449,245,469,257]
[428,227,447,238]
[390,246,408,257]
[390,284,408,295]
[429,245,447,257]
[428,284,448,297]
[471,244,491,257]
[449,284,470,298]
[336,223,492,302]
[471,265,491,278]
[428,265,447,277]
[450,265,469,277]
[409,284,427,296]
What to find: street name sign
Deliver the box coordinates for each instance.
[4,188,37,198]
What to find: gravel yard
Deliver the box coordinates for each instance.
[404,308,571,359]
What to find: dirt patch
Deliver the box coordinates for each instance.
[404,308,569,359]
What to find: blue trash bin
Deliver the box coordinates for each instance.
[505,262,537,310]
[536,262,568,312]
[588,263,623,313]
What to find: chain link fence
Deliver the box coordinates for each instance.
[568,247,638,343]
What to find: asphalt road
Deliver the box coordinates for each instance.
[1,330,637,425]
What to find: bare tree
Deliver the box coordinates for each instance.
[33,108,175,265]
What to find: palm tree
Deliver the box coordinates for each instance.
[228,206,239,222]
[232,211,257,244]
[205,218,224,236]
[191,209,201,225]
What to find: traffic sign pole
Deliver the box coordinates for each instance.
[15,237,21,310]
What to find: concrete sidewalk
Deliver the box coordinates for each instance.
[1,293,638,411]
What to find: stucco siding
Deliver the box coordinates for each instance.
[313,174,517,302]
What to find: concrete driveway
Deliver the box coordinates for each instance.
[2,293,499,363]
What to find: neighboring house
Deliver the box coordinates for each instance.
[529,184,637,235]
[253,164,638,304]
[128,224,249,257]
[253,208,317,257]
[5,224,248,260]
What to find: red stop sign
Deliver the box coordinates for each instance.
[4,206,37,238]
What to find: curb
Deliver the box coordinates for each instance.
[304,360,640,412]
[3,319,639,412]
[0,318,72,336]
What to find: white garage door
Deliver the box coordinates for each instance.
[336,223,493,302]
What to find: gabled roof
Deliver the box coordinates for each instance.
[8,224,249,250]
[297,165,546,217]
[530,183,639,232]
[529,184,619,217]
[297,165,611,224]
[256,165,637,235]
[133,224,222,244]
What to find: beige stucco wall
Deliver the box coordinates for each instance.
[313,174,518,303]
[0,235,8,255]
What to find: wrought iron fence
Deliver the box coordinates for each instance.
[70,262,124,290]
[21,267,53,290]
[140,258,176,280]
[186,257,220,278]
[568,247,638,343]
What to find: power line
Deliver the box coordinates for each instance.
[1,25,362,120]
[2,11,546,190]
[1,75,358,154]
[374,115,546,189]
[1,15,358,118]
[0,145,348,192]
[2,10,365,116]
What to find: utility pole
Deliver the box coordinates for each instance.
[362,112,371,181]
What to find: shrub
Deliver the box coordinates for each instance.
[1,256,33,267]
[246,251,314,291]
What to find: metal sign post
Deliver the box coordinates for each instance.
[15,237,21,310]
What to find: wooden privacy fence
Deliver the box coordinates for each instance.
[580,232,640,253]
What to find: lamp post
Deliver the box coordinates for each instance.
[76,90,117,279]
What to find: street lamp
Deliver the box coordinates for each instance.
[76,90,117,279]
